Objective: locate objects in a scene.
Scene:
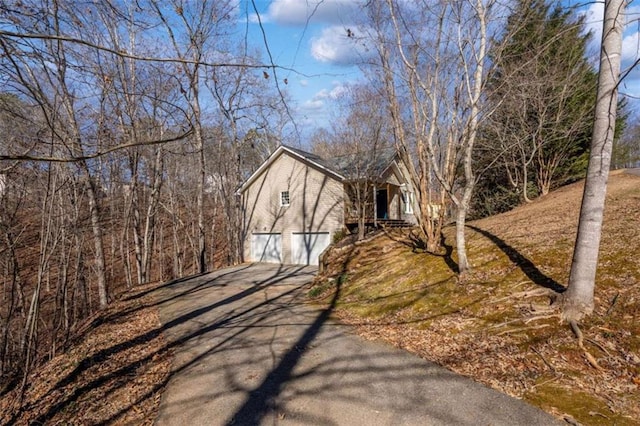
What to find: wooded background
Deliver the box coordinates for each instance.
[1,0,638,395]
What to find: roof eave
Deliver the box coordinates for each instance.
[236,145,345,195]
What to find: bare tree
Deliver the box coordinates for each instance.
[205,55,284,265]
[0,0,291,393]
[367,1,448,253]
[312,84,392,240]
[563,0,625,322]
[0,2,110,308]
[369,0,494,272]
[149,0,242,274]
[482,0,596,204]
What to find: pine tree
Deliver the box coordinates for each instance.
[475,0,597,216]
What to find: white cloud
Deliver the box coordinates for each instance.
[577,3,640,103]
[247,13,270,24]
[623,31,640,63]
[310,25,373,66]
[266,0,361,26]
[620,74,640,98]
[299,83,348,122]
[302,98,325,111]
[581,2,640,63]
[581,2,604,50]
[313,83,347,100]
[299,79,309,87]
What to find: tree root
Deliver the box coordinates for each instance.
[487,306,558,330]
[569,320,603,371]
[492,287,551,304]
[487,317,523,329]
[585,337,612,357]
[531,346,557,373]
[524,313,558,324]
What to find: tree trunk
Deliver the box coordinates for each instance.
[456,182,475,274]
[86,177,108,308]
[195,119,207,274]
[563,0,624,322]
[143,146,164,281]
[454,0,487,274]
[455,207,469,273]
[356,183,365,241]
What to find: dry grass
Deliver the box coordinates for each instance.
[1,172,637,425]
[313,170,640,425]
[0,281,172,426]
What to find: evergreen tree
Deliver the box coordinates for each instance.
[474,0,598,217]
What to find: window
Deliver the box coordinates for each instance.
[403,191,414,214]
[280,190,290,206]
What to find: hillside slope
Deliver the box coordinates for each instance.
[0,281,172,425]
[313,170,640,425]
[0,172,636,425]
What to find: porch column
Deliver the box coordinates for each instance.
[387,183,390,220]
[373,185,377,228]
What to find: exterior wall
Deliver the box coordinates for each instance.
[382,163,417,223]
[242,152,344,264]
[394,161,419,224]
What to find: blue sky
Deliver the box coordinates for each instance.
[239,0,640,134]
[239,0,366,132]
[573,0,640,104]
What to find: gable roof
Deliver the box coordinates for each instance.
[237,145,345,194]
[237,144,401,194]
[327,147,398,179]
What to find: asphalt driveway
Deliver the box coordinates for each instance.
[153,263,560,426]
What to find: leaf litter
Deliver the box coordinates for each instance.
[313,171,640,425]
[0,281,172,426]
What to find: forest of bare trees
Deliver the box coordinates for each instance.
[0,0,635,397]
[0,1,286,392]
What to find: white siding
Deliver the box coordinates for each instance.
[242,152,344,264]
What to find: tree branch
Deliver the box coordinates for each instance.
[0,128,193,162]
[0,30,300,73]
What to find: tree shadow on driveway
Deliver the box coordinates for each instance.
[225,266,342,424]
[152,263,560,426]
[23,263,560,426]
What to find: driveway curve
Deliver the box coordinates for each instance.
[153,263,560,426]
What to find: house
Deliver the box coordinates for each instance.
[237,145,417,265]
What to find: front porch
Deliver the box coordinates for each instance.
[344,183,414,231]
[345,217,413,230]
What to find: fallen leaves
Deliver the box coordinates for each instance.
[313,173,640,425]
[0,281,172,426]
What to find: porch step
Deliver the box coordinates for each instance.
[377,219,412,228]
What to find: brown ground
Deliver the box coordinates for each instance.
[0,281,172,426]
[0,171,637,425]
[313,170,640,425]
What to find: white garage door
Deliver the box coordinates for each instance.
[251,233,282,263]
[291,232,331,266]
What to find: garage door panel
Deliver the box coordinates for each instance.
[251,233,282,263]
[291,232,330,266]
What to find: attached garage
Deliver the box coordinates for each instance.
[251,233,282,263]
[291,232,331,266]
